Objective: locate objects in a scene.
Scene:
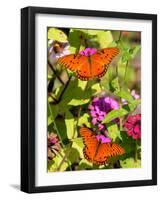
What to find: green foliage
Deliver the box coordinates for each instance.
[65,111,75,139]
[102,99,140,124]
[110,77,134,103]
[77,159,93,170]
[115,88,134,103]
[48,149,68,172]
[72,137,84,158]
[110,77,120,92]
[47,28,141,172]
[68,29,85,53]
[120,158,141,168]
[48,28,68,42]
[118,39,141,63]
[100,66,114,90]
[56,79,90,108]
[85,30,113,48]
[67,147,80,164]
[106,122,121,141]
[78,113,91,128]
[68,29,113,53]
[103,107,128,124]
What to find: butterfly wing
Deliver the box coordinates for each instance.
[57,54,81,71]
[80,127,98,162]
[57,47,119,80]
[94,143,124,165]
[90,47,119,78]
[80,128,125,165]
[92,47,119,65]
[58,54,92,80]
[106,143,125,157]
[92,143,110,165]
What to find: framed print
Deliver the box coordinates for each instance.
[21,6,157,193]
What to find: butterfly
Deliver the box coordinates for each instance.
[80,127,124,165]
[57,47,119,80]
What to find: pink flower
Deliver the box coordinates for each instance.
[48,133,61,160]
[89,96,119,130]
[96,134,111,143]
[48,40,70,65]
[79,48,97,56]
[131,90,140,100]
[124,114,141,140]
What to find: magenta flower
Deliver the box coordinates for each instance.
[124,114,141,140]
[89,96,119,130]
[48,133,61,160]
[79,48,97,56]
[96,134,111,143]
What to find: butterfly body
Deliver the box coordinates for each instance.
[57,47,119,80]
[80,127,124,165]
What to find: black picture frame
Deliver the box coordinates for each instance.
[21,6,157,193]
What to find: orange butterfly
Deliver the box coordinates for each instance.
[80,127,124,165]
[57,47,119,80]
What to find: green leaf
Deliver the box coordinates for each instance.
[106,122,121,141]
[65,111,75,139]
[96,30,113,48]
[110,77,135,103]
[48,28,68,42]
[54,79,91,109]
[100,67,114,90]
[110,77,120,92]
[124,99,141,111]
[121,51,132,63]
[72,137,84,158]
[115,88,134,103]
[85,30,113,48]
[120,131,136,154]
[48,102,59,121]
[48,115,53,126]
[103,99,140,124]
[103,107,128,124]
[48,74,53,81]
[130,45,141,59]
[120,44,141,63]
[91,83,102,94]
[67,80,90,106]
[120,158,141,168]
[68,29,113,52]
[48,149,68,172]
[78,113,91,128]
[77,159,93,170]
[55,118,69,145]
[68,99,90,106]
[67,147,80,164]
[68,29,85,53]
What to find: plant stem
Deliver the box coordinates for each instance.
[51,75,72,104]
[119,101,123,131]
[116,31,122,77]
[48,60,65,85]
[48,101,64,148]
[48,93,58,103]
[57,143,73,171]
[134,140,138,162]
[120,116,123,131]
[116,65,118,77]
[56,92,82,171]
[117,31,122,43]
[124,61,129,82]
